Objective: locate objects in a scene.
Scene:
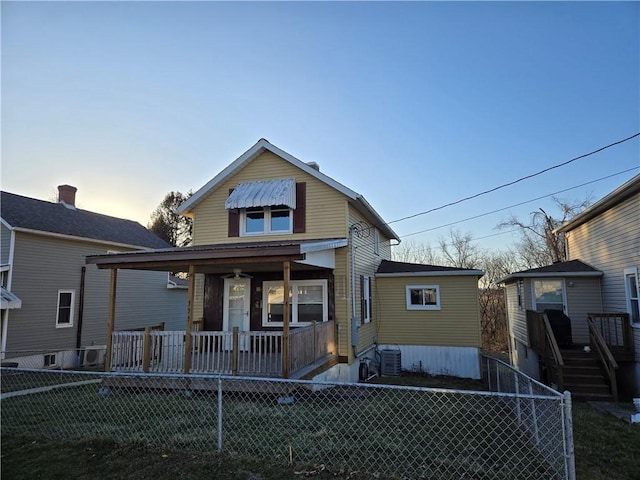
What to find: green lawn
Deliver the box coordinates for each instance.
[2,372,638,479]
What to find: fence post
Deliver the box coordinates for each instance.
[142,327,152,373]
[217,376,223,452]
[312,320,317,362]
[515,371,522,426]
[487,357,492,391]
[563,391,576,480]
[529,380,540,446]
[232,327,239,375]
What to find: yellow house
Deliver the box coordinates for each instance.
[87,139,484,381]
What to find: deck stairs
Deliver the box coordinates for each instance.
[560,348,615,402]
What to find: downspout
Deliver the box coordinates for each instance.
[76,266,86,349]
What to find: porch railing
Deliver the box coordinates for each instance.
[526,310,564,390]
[587,316,619,402]
[109,320,336,378]
[587,313,634,358]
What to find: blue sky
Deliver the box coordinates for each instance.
[2,1,639,253]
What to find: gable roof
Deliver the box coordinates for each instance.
[498,259,602,283]
[176,139,400,241]
[376,259,484,277]
[1,191,170,249]
[556,173,640,233]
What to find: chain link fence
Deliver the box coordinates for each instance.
[2,358,574,479]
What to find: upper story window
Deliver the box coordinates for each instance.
[242,205,292,236]
[226,178,306,237]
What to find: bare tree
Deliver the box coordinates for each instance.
[438,230,481,269]
[148,191,193,247]
[497,196,591,268]
[392,239,442,265]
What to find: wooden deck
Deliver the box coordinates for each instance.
[108,321,337,379]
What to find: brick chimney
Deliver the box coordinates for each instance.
[58,185,77,208]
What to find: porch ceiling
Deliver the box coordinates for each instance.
[85,238,346,273]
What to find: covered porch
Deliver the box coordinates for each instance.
[86,239,345,379]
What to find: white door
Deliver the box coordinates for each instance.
[223,278,250,350]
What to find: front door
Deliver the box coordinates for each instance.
[223,278,250,350]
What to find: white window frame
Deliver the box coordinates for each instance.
[363,275,372,324]
[240,206,293,236]
[262,279,328,326]
[56,290,75,328]
[406,285,441,310]
[624,267,640,325]
[532,279,566,313]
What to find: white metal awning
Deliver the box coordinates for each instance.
[1,287,22,309]
[225,178,296,210]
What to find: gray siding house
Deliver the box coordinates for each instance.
[557,173,640,396]
[502,173,640,399]
[0,185,187,368]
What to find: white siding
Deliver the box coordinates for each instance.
[379,345,481,379]
[566,194,640,312]
[506,282,528,346]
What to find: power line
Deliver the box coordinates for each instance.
[399,166,639,239]
[387,132,640,226]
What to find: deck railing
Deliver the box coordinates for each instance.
[109,321,336,378]
[587,313,634,357]
[526,310,564,390]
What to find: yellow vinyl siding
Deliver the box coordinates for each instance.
[192,151,348,245]
[347,207,393,359]
[376,275,481,347]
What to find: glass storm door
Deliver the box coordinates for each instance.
[223,278,250,350]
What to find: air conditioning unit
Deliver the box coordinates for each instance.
[380,349,402,376]
[81,346,106,367]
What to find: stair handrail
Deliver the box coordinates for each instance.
[542,313,564,391]
[587,316,619,402]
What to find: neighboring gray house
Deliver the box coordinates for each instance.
[0,185,187,368]
[502,173,640,399]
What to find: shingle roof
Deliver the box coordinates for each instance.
[1,191,169,249]
[498,259,602,283]
[510,260,600,275]
[376,260,484,276]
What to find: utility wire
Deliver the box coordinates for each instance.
[399,166,639,239]
[387,132,640,226]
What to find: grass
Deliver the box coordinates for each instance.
[572,402,640,480]
[2,371,639,479]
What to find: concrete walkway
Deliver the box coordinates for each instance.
[588,401,640,425]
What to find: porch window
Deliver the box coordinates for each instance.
[624,267,639,324]
[263,280,328,326]
[533,280,564,312]
[406,285,441,310]
[242,206,292,236]
[56,290,75,328]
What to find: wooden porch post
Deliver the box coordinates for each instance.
[105,268,117,372]
[142,326,152,373]
[282,260,290,378]
[184,265,196,374]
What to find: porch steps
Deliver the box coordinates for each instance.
[561,348,615,402]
